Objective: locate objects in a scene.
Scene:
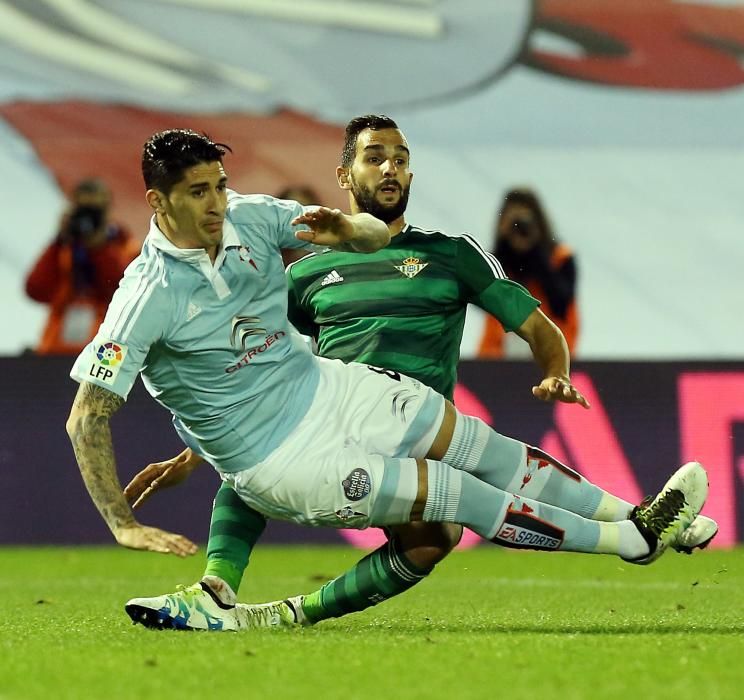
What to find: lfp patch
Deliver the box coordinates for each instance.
[342,468,371,501]
[87,341,128,385]
[96,342,124,366]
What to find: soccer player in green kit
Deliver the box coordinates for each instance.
[125,116,717,630]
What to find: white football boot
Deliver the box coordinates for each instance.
[674,514,718,554]
[125,581,241,631]
[624,461,708,565]
[235,596,307,628]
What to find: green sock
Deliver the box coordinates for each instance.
[301,537,432,623]
[203,482,266,594]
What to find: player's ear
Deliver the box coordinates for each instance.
[337,166,352,190]
[146,189,166,214]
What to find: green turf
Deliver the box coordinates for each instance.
[1,545,742,700]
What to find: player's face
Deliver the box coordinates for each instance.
[346,128,412,224]
[154,161,228,255]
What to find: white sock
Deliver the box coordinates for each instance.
[591,493,634,522]
[617,520,651,560]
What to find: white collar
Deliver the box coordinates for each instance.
[145,216,241,263]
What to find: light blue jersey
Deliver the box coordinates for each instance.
[71,192,322,472]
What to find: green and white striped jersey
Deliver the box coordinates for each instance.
[286,224,540,400]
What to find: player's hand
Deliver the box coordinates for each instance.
[292,207,354,246]
[113,523,198,557]
[532,376,590,409]
[124,448,203,509]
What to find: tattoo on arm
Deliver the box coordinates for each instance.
[67,382,135,532]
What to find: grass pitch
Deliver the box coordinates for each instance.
[1,545,742,700]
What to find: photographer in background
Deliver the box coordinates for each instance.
[478,187,579,358]
[25,178,138,355]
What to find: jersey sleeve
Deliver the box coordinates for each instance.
[272,197,324,251]
[227,191,326,253]
[455,234,541,332]
[69,259,166,399]
[286,264,320,339]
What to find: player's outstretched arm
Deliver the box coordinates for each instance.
[515,309,590,409]
[66,382,198,557]
[124,447,205,509]
[292,207,390,252]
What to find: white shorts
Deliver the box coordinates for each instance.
[222,357,444,528]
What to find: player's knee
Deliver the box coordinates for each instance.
[440,522,464,552]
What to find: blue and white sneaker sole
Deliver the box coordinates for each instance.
[125,603,195,630]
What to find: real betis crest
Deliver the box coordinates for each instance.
[394,256,428,279]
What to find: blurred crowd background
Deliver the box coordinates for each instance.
[1,0,742,359]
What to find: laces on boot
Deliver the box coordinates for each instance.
[635,489,686,537]
[245,601,295,627]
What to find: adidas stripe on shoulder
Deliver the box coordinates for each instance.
[407,225,506,280]
[109,253,165,341]
[458,233,506,279]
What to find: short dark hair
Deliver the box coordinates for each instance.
[142,129,231,193]
[341,115,399,167]
[73,177,110,198]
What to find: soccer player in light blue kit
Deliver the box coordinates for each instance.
[67,129,709,631]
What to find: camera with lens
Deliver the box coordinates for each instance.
[510,215,536,238]
[67,205,105,241]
